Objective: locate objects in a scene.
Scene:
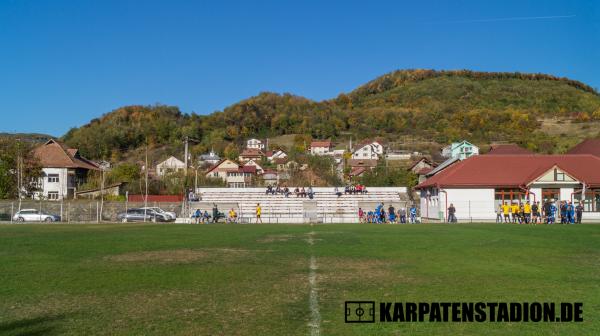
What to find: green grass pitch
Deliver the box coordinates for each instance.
[0,223,598,335]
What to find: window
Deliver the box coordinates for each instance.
[494,188,526,207]
[554,169,565,181]
[48,174,59,183]
[574,189,600,212]
[48,192,59,200]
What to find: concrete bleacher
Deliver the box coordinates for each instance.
[188,187,409,223]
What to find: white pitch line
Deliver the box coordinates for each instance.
[308,255,321,336]
[307,231,321,336]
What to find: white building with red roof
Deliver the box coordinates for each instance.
[205,159,257,188]
[309,140,332,155]
[32,139,100,200]
[415,155,600,222]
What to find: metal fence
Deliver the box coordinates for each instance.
[0,200,186,223]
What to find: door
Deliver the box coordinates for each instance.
[542,188,560,203]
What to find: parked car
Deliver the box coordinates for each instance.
[140,207,177,221]
[13,209,61,222]
[117,208,169,223]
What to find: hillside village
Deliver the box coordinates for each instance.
[16,135,600,206]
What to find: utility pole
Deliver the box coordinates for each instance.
[99,163,106,222]
[144,143,149,222]
[16,138,22,211]
[184,136,189,175]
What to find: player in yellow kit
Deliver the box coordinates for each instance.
[511,202,519,223]
[524,201,532,224]
[502,202,510,223]
[256,203,263,224]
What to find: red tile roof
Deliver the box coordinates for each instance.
[32,139,99,170]
[240,148,264,157]
[415,167,433,175]
[310,140,331,148]
[416,154,600,189]
[567,139,600,157]
[348,159,378,168]
[487,144,534,155]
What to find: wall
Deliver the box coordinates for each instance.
[444,188,495,222]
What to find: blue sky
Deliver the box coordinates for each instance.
[0,0,598,136]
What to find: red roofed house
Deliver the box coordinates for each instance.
[409,157,438,183]
[205,159,257,188]
[238,148,264,162]
[32,139,100,200]
[567,139,600,157]
[310,140,332,156]
[351,139,384,160]
[415,155,600,222]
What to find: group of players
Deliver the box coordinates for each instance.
[497,199,584,224]
[358,203,418,224]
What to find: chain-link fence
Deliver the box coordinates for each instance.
[0,200,187,223]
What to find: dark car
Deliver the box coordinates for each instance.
[117,208,169,223]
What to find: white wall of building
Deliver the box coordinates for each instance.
[443,188,495,222]
[37,168,69,200]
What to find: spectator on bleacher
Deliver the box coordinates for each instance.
[294,187,300,197]
[284,186,291,198]
[266,185,273,195]
[228,208,237,223]
[399,207,407,223]
[344,185,350,195]
[300,187,306,198]
[275,185,281,195]
[256,203,263,223]
[358,207,364,223]
[307,186,314,199]
[362,186,368,194]
[334,187,342,198]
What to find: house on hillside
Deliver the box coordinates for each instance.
[415,154,600,222]
[486,144,533,155]
[409,157,438,183]
[347,159,378,179]
[32,139,100,200]
[238,148,264,162]
[351,140,384,160]
[567,139,600,157]
[156,156,186,177]
[310,140,332,155]
[198,150,221,167]
[246,138,266,150]
[205,159,257,188]
[244,159,264,175]
[265,149,288,162]
[441,140,479,159]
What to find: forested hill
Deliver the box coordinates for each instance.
[62,69,600,160]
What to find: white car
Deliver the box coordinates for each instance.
[140,207,177,221]
[13,209,61,222]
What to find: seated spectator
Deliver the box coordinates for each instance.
[266,185,273,195]
[335,187,342,197]
[307,186,314,199]
[300,187,307,198]
[344,185,350,195]
[284,186,290,198]
[362,186,368,194]
[294,187,300,197]
[275,185,281,194]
